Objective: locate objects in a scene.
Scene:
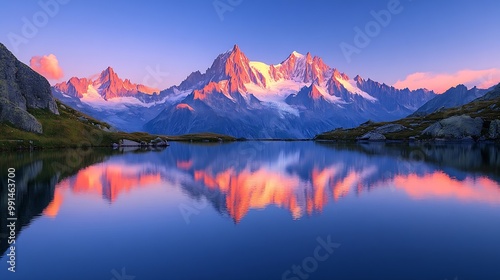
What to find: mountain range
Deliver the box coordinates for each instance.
[51,45,491,138]
[0,42,184,151]
[410,84,490,117]
[52,67,170,132]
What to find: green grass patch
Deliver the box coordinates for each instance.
[0,101,236,151]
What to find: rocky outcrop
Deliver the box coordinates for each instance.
[0,98,43,133]
[0,43,59,133]
[489,120,500,139]
[119,138,169,149]
[358,131,386,141]
[351,124,406,142]
[374,124,407,134]
[422,115,483,139]
[120,139,141,146]
[150,137,169,147]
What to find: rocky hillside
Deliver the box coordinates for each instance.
[0,43,59,133]
[410,84,488,117]
[316,83,500,142]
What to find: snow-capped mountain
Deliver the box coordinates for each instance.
[145,45,436,138]
[52,67,171,131]
[53,45,437,137]
[53,67,162,101]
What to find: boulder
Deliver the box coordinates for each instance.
[78,116,88,122]
[358,132,386,141]
[422,115,483,139]
[151,137,169,147]
[102,126,119,133]
[0,98,43,133]
[374,124,407,134]
[489,119,500,139]
[120,139,140,146]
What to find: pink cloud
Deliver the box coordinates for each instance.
[30,54,64,80]
[393,68,500,94]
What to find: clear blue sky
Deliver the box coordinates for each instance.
[1,0,500,90]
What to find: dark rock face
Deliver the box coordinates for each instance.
[489,119,500,139]
[0,99,43,133]
[0,43,59,133]
[357,131,386,141]
[422,115,483,139]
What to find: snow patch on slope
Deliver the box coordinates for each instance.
[79,84,162,109]
[336,76,377,102]
[250,61,272,85]
[315,85,342,104]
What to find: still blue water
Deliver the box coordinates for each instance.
[1,142,499,280]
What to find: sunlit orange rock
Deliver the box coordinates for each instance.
[176,103,195,111]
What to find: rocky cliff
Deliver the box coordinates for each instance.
[0,43,59,133]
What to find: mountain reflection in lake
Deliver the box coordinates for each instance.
[1,142,499,280]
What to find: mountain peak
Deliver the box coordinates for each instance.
[204,44,257,92]
[333,69,349,81]
[228,44,246,59]
[97,66,119,84]
[54,66,159,100]
[232,44,241,53]
[101,66,115,76]
[291,51,304,58]
[222,44,243,57]
[306,52,312,62]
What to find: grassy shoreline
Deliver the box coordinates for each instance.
[0,102,236,151]
[315,97,500,142]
